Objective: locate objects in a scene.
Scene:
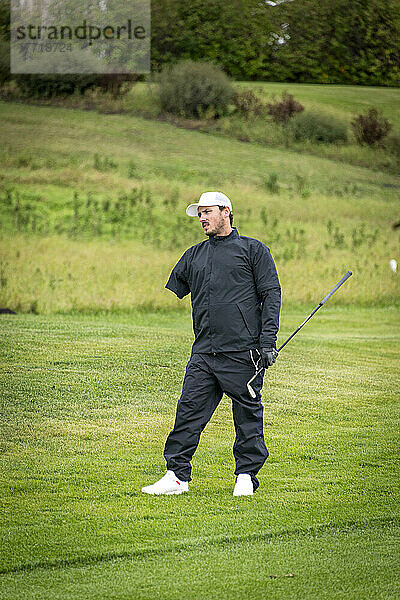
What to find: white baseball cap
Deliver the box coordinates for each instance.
[186,191,233,217]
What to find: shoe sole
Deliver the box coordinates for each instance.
[141,489,187,495]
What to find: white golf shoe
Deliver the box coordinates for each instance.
[233,474,254,496]
[141,470,189,495]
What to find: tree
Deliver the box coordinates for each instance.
[151,0,275,80]
[0,0,10,86]
[268,0,400,85]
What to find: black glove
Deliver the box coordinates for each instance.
[261,347,278,368]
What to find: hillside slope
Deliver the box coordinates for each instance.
[0,101,399,311]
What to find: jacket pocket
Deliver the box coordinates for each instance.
[237,302,260,341]
[211,303,251,348]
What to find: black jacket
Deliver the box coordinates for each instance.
[165,228,281,353]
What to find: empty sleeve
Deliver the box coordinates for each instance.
[165,250,190,299]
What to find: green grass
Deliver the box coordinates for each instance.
[211,83,400,174]
[0,101,399,311]
[1,80,399,599]
[0,307,399,598]
[3,81,399,174]
[1,523,399,599]
[238,82,400,127]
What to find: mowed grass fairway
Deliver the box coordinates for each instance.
[1,307,399,599]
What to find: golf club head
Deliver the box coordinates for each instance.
[246,367,264,399]
[247,382,257,398]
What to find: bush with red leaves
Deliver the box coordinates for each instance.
[267,91,304,124]
[351,108,392,146]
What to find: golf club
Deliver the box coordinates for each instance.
[247,270,353,398]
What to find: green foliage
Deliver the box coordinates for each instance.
[268,0,400,86]
[295,174,311,198]
[258,212,307,262]
[0,186,195,250]
[91,74,139,99]
[351,222,379,249]
[263,172,280,194]
[93,154,118,172]
[158,60,234,118]
[385,134,400,158]
[151,0,274,80]
[0,38,9,87]
[232,89,267,118]
[13,41,138,99]
[351,108,392,146]
[290,111,348,144]
[127,160,138,179]
[14,72,138,100]
[0,0,10,87]
[267,91,304,124]
[15,73,99,98]
[325,220,379,250]
[151,0,400,85]
[326,220,346,248]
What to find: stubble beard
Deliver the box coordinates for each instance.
[205,213,225,237]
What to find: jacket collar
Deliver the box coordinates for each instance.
[209,227,239,245]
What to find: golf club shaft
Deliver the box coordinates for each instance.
[277,271,352,353]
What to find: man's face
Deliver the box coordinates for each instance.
[198,205,228,236]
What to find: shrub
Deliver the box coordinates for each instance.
[14,51,105,98]
[16,73,99,98]
[232,89,267,118]
[290,111,348,144]
[93,154,118,172]
[0,2,10,87]
[94,73,138,98]
[16,73,138,100]
[295,174,311,198]
[351,108,392,146]
[158,60,234,118]
[0,39,10,87]
[263,173,280,194]
[385,134,400,158]
[266,91,304,124]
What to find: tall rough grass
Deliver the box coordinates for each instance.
[1,214,398,314]
[0,101,398,313]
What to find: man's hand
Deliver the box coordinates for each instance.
[261,347,278,368]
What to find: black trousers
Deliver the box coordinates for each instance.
[164,351,269,491]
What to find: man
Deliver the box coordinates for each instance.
[142,191,281,496]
